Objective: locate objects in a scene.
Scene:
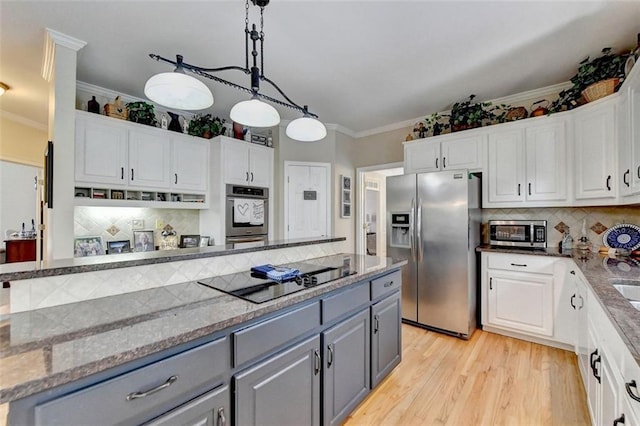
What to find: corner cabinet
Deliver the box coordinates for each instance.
[74,111,209,208]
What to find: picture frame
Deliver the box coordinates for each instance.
[74,236,105,257]
[107,240,131,254]
[133,230,155,252]
[199,236,210,247]
[340,175,351,218]
[180,234,200,248]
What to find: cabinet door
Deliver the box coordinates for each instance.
[234,335,320,426]
[631,88,640,195]
[573,273,590,391]
[171,136,208,192]
[404,139,440,173]
[248,144,273,188]
[487,271,553,337]
[75,117,128,185]
[371,293,401,388]
[587,319,601,425]
[145,384,229,426]
[525,121,568,202]
[322,309,370,426]
[129,129,172,189]
[486,129,525,203]
[222,141,250,185]
[441,134,484,171]
[574,101,617,200]
[601,352,620,426]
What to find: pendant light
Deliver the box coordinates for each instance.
[145,0,326,141]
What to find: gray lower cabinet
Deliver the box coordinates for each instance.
[322,308,370,426]
[371,292,402,388]
[234,335,321,426]
[145,384,229,426]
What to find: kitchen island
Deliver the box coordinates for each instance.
[1,252,404,425]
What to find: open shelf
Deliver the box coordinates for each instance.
[74,186,208,209]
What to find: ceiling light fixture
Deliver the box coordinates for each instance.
[0,82,9,96]
[145,0,326,142]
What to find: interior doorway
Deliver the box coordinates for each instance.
[356,163,404,257]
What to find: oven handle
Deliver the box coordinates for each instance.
[225,236,267,243]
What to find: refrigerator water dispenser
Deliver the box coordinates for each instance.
[390,212,411,248]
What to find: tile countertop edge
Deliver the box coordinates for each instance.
[0,257,407,404]
[477,245,640,366]
[0,236,346,282]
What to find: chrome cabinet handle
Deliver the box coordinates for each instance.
[314,349,321,375]
[626,380,640,402]
[606,175,612,191]
[624,169,630,187]
[374,314,379,334]
[327,344,334,368]
[614,414,626,425]
[217,407,226,426]
[126,375,177,400]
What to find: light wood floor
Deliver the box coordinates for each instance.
[345,324,590,426]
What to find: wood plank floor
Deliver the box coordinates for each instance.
[345,324,590,425]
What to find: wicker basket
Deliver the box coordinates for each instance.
[582,78,619,103]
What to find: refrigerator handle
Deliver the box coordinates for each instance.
[417,198,423,261]
[410,198,416,261]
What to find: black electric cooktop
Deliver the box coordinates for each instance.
[197,261,357,304]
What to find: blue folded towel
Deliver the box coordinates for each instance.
[267,268,300,281]
[251,264,276,276]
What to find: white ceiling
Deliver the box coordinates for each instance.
[1,1,639,135]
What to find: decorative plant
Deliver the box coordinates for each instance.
[423,112,451,137]
[188,114,225,139]
[449,95,503,131]
[550,47,628,112]
[126,101,158,127]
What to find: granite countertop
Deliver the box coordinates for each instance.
[0,236,345,282]
[478,245,640,366]
[0,253,405,404]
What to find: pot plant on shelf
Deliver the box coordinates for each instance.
[550,47,629,113]
[422,112,451,137]
[449,95,508,132]
[126,101,158,127]
[188,114,225,139]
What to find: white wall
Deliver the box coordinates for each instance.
[0,161,41,247]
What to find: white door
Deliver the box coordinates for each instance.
[222,140,250,185]
[486,129,525,204]
[248,144,273,188]
[128,129,171,189]
[171,136,208,192]
[285,163,330,239]
[441,134,484,171]
[404,140,440,173]
[75,117,128,185]
[525,121,568,202]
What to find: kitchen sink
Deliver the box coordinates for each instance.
[609,279,640,310]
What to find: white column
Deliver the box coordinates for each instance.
[42,29,86,261]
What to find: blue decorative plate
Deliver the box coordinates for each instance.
[602,224,640,251]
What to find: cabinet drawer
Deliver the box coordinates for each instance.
[233,302,320,367]
[371,270,402,300]
[35,336,229,426]
[487,253,556,274]
[322,282,369,324]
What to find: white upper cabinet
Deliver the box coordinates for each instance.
[574,98,617,202]
[404,133,484,174]
[632,88,640,196]
[171,135,209,192]
[128,128,172,189]
[222,138,273,187]
[484,117,568,207]
[75,115,128,186]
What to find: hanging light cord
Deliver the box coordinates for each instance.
[148,0,318,119]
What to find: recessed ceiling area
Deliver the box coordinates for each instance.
[1,1,639,135]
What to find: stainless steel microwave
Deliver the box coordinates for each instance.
[489,220,547,248]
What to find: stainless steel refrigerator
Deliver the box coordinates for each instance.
[386,170,481,339]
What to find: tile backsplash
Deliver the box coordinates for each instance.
[483,206,640,248]
[74,207,201,250]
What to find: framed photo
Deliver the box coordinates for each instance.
[107,240,131,254]
[133,230,155,252]
[74,236,105,257]
[340,175,351,218]
[180,235,200,248]
[199,236,210,247]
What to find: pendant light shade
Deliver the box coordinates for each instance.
[230,98,280,128]
[144,72,213,110]
[286,116,327,142]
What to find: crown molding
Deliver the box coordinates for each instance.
[42,28,87,81]
[0,110,48,131]
[353,81,574,139]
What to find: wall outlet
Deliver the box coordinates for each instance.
[155,219,164,229]
[131,219,144,230]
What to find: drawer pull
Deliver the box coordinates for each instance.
[327,344,334,368]
[626,380,640,403]
[510,263,527,267]
[126,375,178,401]
[383,281,394,288]
[314,350,321,375]
[614,413,625,425]
[217,407,227,426]
[374,314,380,333]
